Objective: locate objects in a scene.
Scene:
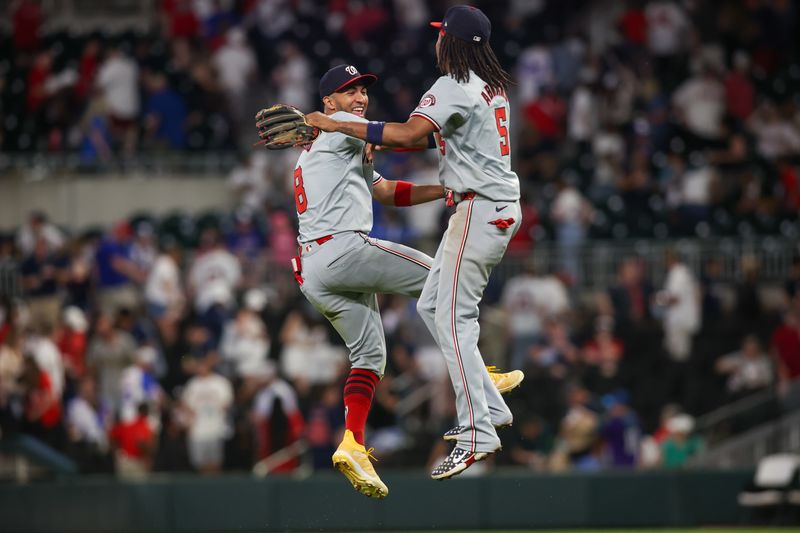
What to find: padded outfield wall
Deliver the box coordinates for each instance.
[0,469,751,532]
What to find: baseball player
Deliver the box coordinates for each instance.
[256,65,522,498]
[306,5,522,480]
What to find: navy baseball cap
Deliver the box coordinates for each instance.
[319,65,377,99]
[430,5,491,44]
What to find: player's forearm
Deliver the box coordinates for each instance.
[334,121,426,147]
[410,184,446,205]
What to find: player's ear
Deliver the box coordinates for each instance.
[322,95,334,113]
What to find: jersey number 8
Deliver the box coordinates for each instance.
[495,107,510,156]
[294,167,308,214]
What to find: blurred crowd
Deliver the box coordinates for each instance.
[2,0,800,252]
[2,0,800,477]
[0,205,799,478]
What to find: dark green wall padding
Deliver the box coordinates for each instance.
[0,469,751,532]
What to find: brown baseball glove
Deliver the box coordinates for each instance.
[254,104,319,150]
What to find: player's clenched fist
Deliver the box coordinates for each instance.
[254,104,319,150]
[304,112,339,133]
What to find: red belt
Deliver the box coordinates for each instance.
[445,190,476,207]
[315,235,333,245]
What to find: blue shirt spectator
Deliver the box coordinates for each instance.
[95,223,135,289]
[144,71,187,149]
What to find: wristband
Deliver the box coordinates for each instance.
[394,181,413,206]
[427,133,436,149]
[366,121,385,145]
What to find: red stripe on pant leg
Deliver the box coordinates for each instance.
[363,236,432,271]
[451,197,476,452]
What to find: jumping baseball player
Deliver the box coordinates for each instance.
[255,65,522,498]
[306,5,522,480]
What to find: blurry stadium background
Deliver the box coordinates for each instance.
[1,0,800,531]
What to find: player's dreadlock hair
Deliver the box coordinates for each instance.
[437,33,514,92]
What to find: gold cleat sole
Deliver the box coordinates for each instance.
[332,454,389,499]
[495,369,524,394]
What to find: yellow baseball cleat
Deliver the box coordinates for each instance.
[332,430,389,499]
[486,366,525,394]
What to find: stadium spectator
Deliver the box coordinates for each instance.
[188,228,241,337]
[672,65,726,143]
[645,0,690,89]
[94,222,143,315]
[56,306,89,385]
[509,414,554,471]
[119,346,163,424]
[724,51,755,121]
[161,0,200,40]
[305,384,344,471]
[16,212,65,257]
[109,403,156,479]
[252,364,305,473]
[220,291,271,388]
[659,413,702,468]
[10,0,42,53]
[181,357,233,474]
[87,312,136,412]
[212,27,256,129]
[747,101,800,161]
[772,310,800,402]
[657,250,700,364]
[129,223,158,274]
[20,356,62,448]
[551,178,593,284]
[21,237,66,331]
[25,324,65,399]
[66,376,111,472]
[279,309,346,394]
[228,152,271,212]
[0,328,24,415]
[552,383,599,471]
[143,240,184,344]
[599,390,641,468]
[715,335,773,401]
[142,70,187,149]
[95,45,139,156]
[502,262,570,370]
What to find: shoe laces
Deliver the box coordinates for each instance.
[486,365,501,373]
[365,447,378,463]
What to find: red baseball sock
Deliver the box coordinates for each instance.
[343,367,380,446]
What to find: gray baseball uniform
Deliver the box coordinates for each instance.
[292,111,434,377]
[412,71,522,453]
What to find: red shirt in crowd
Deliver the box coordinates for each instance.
[772,324,800,380]
[12,0,42,52]
[27,371,61,428]
[56,329,88,380]
[725,71,755,121]
[780,164,800,211]
[110,416,155,459]
[26,59,50,112]
[620,9,647,46]
[162,0,200,39]
[523,93,566,139]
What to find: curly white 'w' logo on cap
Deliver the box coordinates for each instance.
[345,65,358,75]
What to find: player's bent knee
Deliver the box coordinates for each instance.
[416,297,435,320]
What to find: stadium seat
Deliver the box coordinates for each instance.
[738,453,800,524]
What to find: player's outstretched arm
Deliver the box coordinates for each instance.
[306,113,435,148]
[372,179,445,207]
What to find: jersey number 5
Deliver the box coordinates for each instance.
[495,107,510,156]
[293,167,308,214]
